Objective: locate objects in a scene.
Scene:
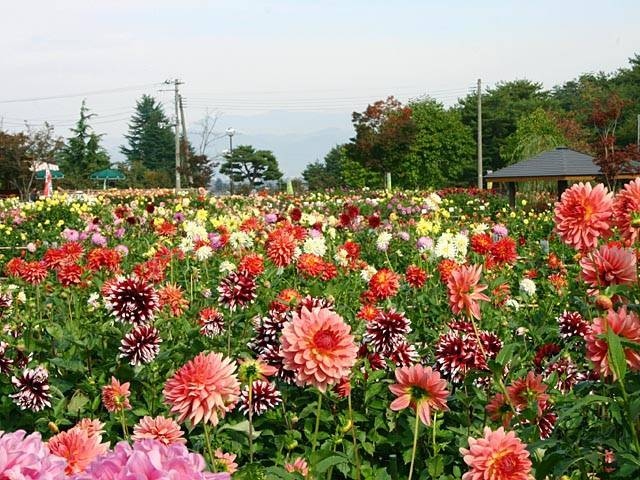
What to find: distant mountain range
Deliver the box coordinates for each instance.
[104,110,355,178]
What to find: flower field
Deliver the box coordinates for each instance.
[0,182,639,479]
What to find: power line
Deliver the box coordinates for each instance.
[0,83,163,104]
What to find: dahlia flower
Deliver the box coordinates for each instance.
[48,424,109,475]
[217,271,257,311]
[389,364,449,426]
[368,268,400,300]
[613,177,640,244]
[11,366,51,412]
[285,457,309,476]
[103,275,159,324]
[198,307,225,337]
[447,264,490,320]
[363,309,411,355]
[119,324,162,366]
[0,429,66,479]
[586,306,640,378]
[280,306,357,392]
[579,244,636,289]
[132,415,186,445]
[238,380,282,416]
[213,449,238,474]
[554,182,613,251]
[163,352,240,426]
[101,377,131,413]
[557,310,590,339]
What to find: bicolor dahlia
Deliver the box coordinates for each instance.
[48,425,109,475]
[238,380,282,416]
[198,307,225,337]
[460,427,532,480]
[543,357,583,393]
[103,275,159,324]
[557,310,590,339]
[612,177,640,244]
[280,306,357,392]
[363,309,411,355]
[217,271,257,311]
[389,364,449,426]
[447,264,490,320]
[388,341,420,367]
[119,324,162,366]
[163,352,240,426]
[368,268,400,300]
[586,306,640,378]
[0,430,66,479]
[132,415,186,445]
[0,341,14,375]
[579,244,636,289]
[101,377,131,413]
[11,366,51,412]
[435,332,477,383]
[554,182,613,251]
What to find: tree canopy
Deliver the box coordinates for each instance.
[219,145,283,188]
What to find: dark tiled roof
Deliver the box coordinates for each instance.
[485,147,600,180]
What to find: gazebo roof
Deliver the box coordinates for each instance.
[485,147,600,183]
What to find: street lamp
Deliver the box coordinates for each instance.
[225,128,235,195]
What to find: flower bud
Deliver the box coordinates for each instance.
[595,294,613,311]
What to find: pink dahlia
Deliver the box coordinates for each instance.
[579,244,636,289]
[613,177,640,245]
[163,352,240,426]
[447,264,490,320]
[0,430,66,479]
[213,449,238,474]
[461,427,532,480]
[47,425,109,475]
[285,457,309,476]
[280,306,358,392]
[554,182,613,251]
[132,415,186,445]
[586,306,640,378]
[389,364,449,426]
[101,377,131,413]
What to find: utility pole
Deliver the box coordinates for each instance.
[637,114,639,152]
[477,78,483,189]
[179,94,191,186]
[173,79,183,190]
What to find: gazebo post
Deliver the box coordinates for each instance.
[507,182,516,207]
[557,180,568,200]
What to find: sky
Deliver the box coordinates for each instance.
[2,0,640,177]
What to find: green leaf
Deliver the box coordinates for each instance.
[67,390,89,415]
[427,456,444,478]
[315,454,348,474]
[607,328,627,381]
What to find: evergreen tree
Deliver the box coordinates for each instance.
[220,145,283,187]
[121,95,175,187]
[58,100,110,188]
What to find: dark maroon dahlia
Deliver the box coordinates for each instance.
[475,331,503,369]
[104,275,160,324]
[363,309,411,355]
[11,366,51,411]
[296,295,335,314]
[0,341,14,375]
[533,343,562,371]
[217,271,257,311]
[435,332,477,382]
[388,341,419,367]
[258,344,296,383]
[543,357,584,393]
[557,310,589,340]
[119,324,162,366]
[198,307,225,337]
[238,380,282,416]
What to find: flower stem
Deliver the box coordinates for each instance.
[312,391,323,454]
[348,392,361,480]
[432,411,437,458]
[248,381,254,463]
[203,422,216,471]
[618,378,640,453]
[408,414,420,480]
[119,409,129,440]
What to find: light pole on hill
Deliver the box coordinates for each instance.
[226,127,235,195]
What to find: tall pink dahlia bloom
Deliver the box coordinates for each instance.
[460,427,532,480]
[447,264,490,320]
[163,352,240,426]
[579,244,637,289]
[554,182,613,251]
[48,424,109,475]
[586,306,640,378]
[132,415,186,445]
[389,364,449,426]
[280,306,357,392]
[0,430,66,479]
[613,177,640,245]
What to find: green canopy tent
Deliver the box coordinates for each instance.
[34,170,64,180]
[89,169,125,190]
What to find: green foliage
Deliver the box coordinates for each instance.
[121,95,175,187]
[501,108,568,163]
[58,101,111,189]
[220,145,283,187]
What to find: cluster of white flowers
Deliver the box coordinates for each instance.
[333,248,349,267]
[376,231,393,251]
[303,236,327,257]
[519,278,537,297]
[182,220,208,242]
[229,231,254,250]
[434,232,468,260]
[423,192,442,211]
[471,223,490,235]
[219,261,236,274]
[360,265,377,282]
[194,244,213,261]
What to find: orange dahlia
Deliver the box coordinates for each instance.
[586,306,640,378]
[447,264,490,320]
[369,268,400,300]
[460,427,532,480]
[266,228,297,268]
[554,182,613,251]
[280,306,357,392]
[101,376,131,413]
[163,352,240,426]
[389,364,449,426]
[47,424,109,475]
[158,283,189,317]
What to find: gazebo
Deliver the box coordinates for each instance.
[485,147,603,206]
[90,169,125,189]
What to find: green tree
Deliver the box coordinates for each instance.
[302,144,348,190]
[457,80,552,171]
[402,99,475,187]
[219,145,283,188]
[58,100,110,188]
[121,95,175,187]
[501,108,569,162]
